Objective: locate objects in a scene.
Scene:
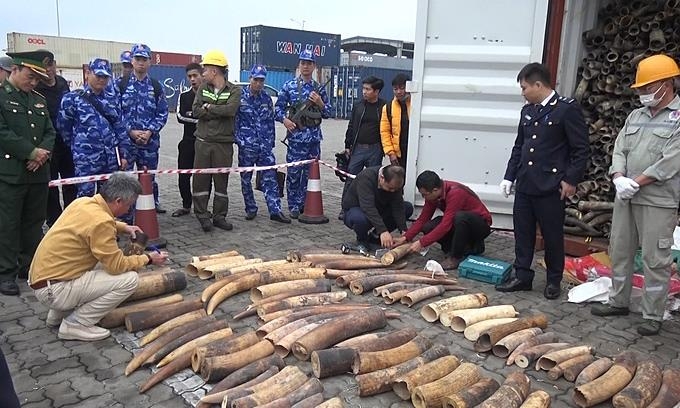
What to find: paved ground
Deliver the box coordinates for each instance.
[1,118,679,408]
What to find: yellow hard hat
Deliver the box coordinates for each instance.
[631,54,680,88]
[202,50,228,68]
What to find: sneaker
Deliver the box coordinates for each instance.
[46,309,70,328]
[0,280,19,296]
[245,212,257,220]
[591,304,630,317]
[270,213,291,224]
[155,205,167,214]
[213,218,234,231]
[637,320,662,336]
[199,218,213,232]
[58,319,110,341]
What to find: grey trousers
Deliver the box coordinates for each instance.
[608,199,677,321]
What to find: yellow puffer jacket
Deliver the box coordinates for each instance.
[380,97,411,158]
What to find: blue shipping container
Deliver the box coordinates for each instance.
[331,66,413,119]
[149,64,189,112]
[241,25,341,70]
[239,69,295,92]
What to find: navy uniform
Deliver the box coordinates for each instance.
[236,65,290,223]
[274,50,332,218]
[499,91,589,295]
[0,51,56,296]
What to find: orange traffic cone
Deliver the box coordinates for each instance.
[135,172,167,249]
[299,160,329,224]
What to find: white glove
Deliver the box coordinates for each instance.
[613,176,639,200]
[500,180,514,198]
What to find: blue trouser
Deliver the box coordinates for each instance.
[74,162,116,198]
[0,346,20,408]
[344,202,414,242]
[239,144,282,215]
[120,146,160,224]
[342,143,384,198]
[512,191,565,285]
[286,140,320,213]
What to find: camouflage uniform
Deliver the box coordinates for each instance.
[274,76,331,214]
[236,82,282,216]
[117,73,168,205]
[58,86,129,197]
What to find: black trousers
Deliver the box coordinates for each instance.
[46,139,76,226]
[178,139,195,209]
[0,346,20,408]
[512,191,565,285]
[421,212,491,259]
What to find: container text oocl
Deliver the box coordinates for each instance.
[27,37,46,45]
[276,42,326,57]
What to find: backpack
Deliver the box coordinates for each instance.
[118,74,163,104]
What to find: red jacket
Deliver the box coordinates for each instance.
[404,181,492,247]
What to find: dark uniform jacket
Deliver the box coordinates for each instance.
[0,80,56,184]
[341,166,407,234]
[192,81,241,143]
[503,92,589,195]
[176,88,197,141]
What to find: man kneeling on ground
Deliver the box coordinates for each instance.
[29,172,168,341]
[342,165,413,249]
[394,170,492,270]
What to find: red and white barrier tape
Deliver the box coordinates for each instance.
[48,158,355,187]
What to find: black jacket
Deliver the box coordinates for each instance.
[503,93,589,195]
[341,166,407,234]
[344,97,386,150]
[35,75,70,138]
[176,88,198,141]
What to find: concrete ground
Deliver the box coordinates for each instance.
[1,118,678,408]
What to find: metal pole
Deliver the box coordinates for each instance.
[56,0,61,36]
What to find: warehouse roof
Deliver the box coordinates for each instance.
[341,36,414,58]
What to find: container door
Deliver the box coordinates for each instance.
[407,0,549,229]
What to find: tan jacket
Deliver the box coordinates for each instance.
[380,97,411,158]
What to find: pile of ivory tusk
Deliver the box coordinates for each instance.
[568,0,680,237]
[564,200,614,238]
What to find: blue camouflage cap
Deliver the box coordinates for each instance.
[89,58,112,77]
[250,64,267,79]
[299,49,315,62]
[120,50,132,64]
[131,43,151,59]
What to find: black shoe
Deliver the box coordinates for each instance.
[290,210,300,219]
[245,212,257,220]
[270,213,291,224]
[591,304,630,317]
[213,218,233,231]
[637,320,662,336]
[171,208,190,217]
[543,283,561,300]
[0,281,19,296]
[338,210,345,221]
[471,241,485,255]
[199,218,213,232]
[155,205,167,214]
[495,277,532,292]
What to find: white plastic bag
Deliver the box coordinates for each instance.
[567,277,612,303]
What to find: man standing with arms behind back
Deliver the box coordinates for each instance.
[496,62,589,300]
[37,53,76,226]
[381,73,411,172]
[172,62,202,218]
[0,50,56,296]
[591,55,680,336]
[192,50,241,232]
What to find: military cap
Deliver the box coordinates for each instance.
[131,44,152,59]
[120,50,132,64]
[250,64,267,79]
[299,49,315,62]
[89,58,112,77]
[0,56,12,73]
[6,50,54,78]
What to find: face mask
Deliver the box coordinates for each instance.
[639,84,666,107]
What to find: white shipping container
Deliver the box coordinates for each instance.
[58,67,86,90]
[341,52,413,70]
[7,32,132,68]
[407,0,600,229]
